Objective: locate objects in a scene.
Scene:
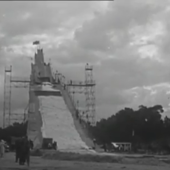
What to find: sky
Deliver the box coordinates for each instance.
[1,0,170,126]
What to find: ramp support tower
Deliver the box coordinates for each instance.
[3,66,30,128]
[3,66,12,128]
[66,63,96,126]
[85,63,95,126]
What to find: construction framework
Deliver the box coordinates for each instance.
[3,65,30,128]
[66,63,96,126]
[85,64,95,125]
[3,66,12,128]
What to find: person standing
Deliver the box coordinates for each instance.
[103,143,107,152]
[48,142,52,149]
[19,136,30,166]
[76,110,79,119]
[0,140,6,158]
[93,139,96,150]
[23,136,31,167]
[19,137,25,165]
[15,138,21,163]
[52,141,58,150]
[52,141,56,150]
[29,140,34,150]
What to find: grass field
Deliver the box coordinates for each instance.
[1,152,170,170]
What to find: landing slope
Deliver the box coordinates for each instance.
[39,85,91,152]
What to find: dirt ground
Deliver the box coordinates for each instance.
[1,152,170,170]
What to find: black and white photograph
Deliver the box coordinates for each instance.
[1,0,170,169]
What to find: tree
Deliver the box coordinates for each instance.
[0,122,28,144]
[90,104,170,152]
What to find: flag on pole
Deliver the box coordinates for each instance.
[33,40,40,45]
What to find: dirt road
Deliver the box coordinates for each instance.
[1,152,170,170]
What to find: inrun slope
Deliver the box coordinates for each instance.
[39,85,91,152]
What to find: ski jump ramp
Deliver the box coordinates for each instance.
[28,84,94,153]
[27,48,94,153]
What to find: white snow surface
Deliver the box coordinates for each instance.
[39,94,90,151]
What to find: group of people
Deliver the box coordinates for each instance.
[76,110,91,128]
[15,136,33,167]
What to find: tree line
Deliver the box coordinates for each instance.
[0,122,27,144]
[89,105,170,153]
